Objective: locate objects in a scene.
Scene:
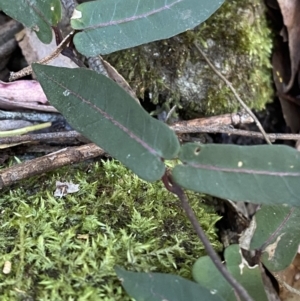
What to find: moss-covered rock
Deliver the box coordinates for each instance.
[0,160,221,300]
[105,0,273,118]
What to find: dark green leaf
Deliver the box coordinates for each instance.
[32,64,180,182]
[250,205,300,271]
[115,266,224,301]
[172,143,300,206]
[0,0,61,44]
[192,256,234,301]
[193,245,268,301]
[70,0,224,56]
[224,246,268,301]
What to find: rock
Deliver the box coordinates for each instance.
[105,0,273,118]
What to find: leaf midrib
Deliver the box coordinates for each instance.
[40,70,161,158]
[79,0,182,31]
[183,163,300,177]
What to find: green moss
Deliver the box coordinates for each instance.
[105,0,273,117]
[0,160,221,300]
[201,0,273,115]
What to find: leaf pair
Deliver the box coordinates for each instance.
[116,239,297,301]
[71,0,225,56]
[0,0,224,56]
[191,206,300,300]
[33,64,300,208]
[5,0,300,206]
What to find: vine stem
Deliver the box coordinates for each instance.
[194,42,272,145]
[162,173,254,301]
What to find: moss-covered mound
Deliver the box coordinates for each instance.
[0,160,221,300]
[105,0,273,118]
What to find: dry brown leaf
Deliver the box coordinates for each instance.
[277,0,300,92]
[274,253,300,300]
[272,40,300,133]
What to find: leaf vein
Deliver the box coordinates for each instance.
[187,163,300,177]
[83,0,182,30]
[41,71,160,157]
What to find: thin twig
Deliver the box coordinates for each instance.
[0,110,65,123]
[2,126,300,148]
[165,105,177,123]
[0,144,104,189]
[0,131,83,145]
[170,111,253,130]
[194,42,272,145]
[207,128,295,141]
[173,126,300,141]
[9,31,75,81]
[162,173,254,301]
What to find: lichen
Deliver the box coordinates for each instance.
[105,0,273,118]
[0,159,222,300]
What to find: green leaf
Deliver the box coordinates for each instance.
[193,245,268,301]
[172,143,300,206]
[0,0,61,44]
[32,64,180,182]
[192,256,234,301]
[115,266,225,301]
[250,205,300,272]
[70,0,224,56]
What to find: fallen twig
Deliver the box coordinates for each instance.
[170,111,253,131]
[0,130,83,145]
[0,144,104,189]
[0,109,64,123]
[174,126,300,142]
[1,119,299,148]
